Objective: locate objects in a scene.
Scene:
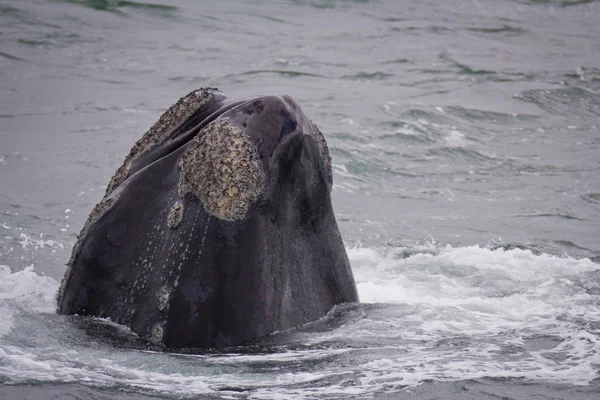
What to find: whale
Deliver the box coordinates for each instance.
[57,88,359,348]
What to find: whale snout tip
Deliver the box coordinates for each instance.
[178,119,264,222]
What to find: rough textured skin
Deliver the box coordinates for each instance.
[179,119,263,222]
[57,88,358,349]
[105,88,217,196]
[166,200,184,229]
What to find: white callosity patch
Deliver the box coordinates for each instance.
[156,286,170,312]
[166,200,184,229]
[178,119,263,222]
[149,323,164,344]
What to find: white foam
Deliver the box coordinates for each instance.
[0,265,58,314]
[0,265,57,339]
[444,129,467,147]
[0,245,598,398]
[350,245,599,306]
[18,233,64,250]
[345,245,600,387]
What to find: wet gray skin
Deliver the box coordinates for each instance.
[56,88,359,349]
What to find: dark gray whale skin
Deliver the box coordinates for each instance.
[56,88,359,348]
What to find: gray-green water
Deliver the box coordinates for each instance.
[1,0,599,399]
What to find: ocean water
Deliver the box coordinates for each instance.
[1,0,599,399]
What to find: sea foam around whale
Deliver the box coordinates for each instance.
[1,245,598,398]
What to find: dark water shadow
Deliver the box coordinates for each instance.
[60,0,177,17]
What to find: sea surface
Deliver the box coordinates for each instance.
[1,0,599,399]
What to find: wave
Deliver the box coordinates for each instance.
[1,245,598,398]
[515,87,600,117]
[61,0,178,14]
